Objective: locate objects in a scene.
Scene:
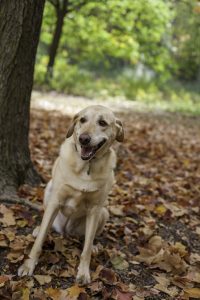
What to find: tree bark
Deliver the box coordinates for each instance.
[46,0,68,79]
[0,0,45,196]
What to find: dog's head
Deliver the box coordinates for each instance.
[66,105,124,160]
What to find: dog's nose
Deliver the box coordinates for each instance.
[79,134,91,145]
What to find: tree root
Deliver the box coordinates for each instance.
[0,195,43,211]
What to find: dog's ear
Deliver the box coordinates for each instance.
[115,119,124,142]
[66,113,79,138]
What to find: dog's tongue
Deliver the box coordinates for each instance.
[81,146,94,160]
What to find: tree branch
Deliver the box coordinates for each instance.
[67,0,88,14]
[48,0,60,10]
[0,195,43,211]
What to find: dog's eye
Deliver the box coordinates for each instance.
[99,120,107,127]
[80,117,87,124]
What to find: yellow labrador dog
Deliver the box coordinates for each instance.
[18,105,124,284]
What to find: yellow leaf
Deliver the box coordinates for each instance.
[155,204,167,215]
[21,288,30,300]
[34,274,52,285]
[0,205,16,226]
[184,288,200,298]
[45,288,68,300]
[183,159,190,167]
[67,285,85,298]
[17,219,28,227]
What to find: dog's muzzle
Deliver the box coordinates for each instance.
[80,137,107,160]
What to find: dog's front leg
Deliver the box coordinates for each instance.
[76,207,100,285]
[18,202,59,276]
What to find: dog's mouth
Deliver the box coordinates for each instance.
[81,139,106,160]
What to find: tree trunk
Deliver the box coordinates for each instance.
[46,2,68,79]
[0,0,45,196]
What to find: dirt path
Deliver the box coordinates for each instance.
[31,90,155,115]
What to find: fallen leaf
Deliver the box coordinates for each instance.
[100,268,117,284]
[17,219,28,228]
[195,227,200,235]
[153,273,170,287]
[135,236,188,274]
[21,287,30,300]
[7,251,24,263]
[109,205,125,216]
[185,270,200,283]
[111,255,129,270]
[67,285,85,299]
[171,275,193,289]
[155,204,167,216]
[113,288,134,300]
[45,287,68,300]
[190,253,200,264]
[34,275,52,285]
[59,267,75,278]
[184,288,200,299]
[0,205,16,226]
[0,233,8,247]
[0,275,11,287]
[154,283,178,297]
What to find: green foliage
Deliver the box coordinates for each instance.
[37,0,173,76]
[172,0,200,80]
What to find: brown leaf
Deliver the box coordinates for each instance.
[184,288,200,299]
[111,288,134,300]
[154,283,178,297]
[67,285,85,299]
[34,275,52,285]
[109,205,125,216]
[0,275,11,287]
[185,270,200,283]
[111,255,129,270]
[135,236,188,274]
[0,233,8,247]
[45,288,68,300]
[59,267,75,278]
[7,251,24,263]
[0,205,16,226]
[99,268,117,284]
[89,281,103,294]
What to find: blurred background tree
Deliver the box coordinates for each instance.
[34,0,200,110]
[172,0,200,81]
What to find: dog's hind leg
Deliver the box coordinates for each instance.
[52,211,67,235]
[34,213,67,237]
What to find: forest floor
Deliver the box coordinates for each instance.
[0,93,200,299]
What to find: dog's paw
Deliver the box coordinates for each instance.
[18,258,37,276]
[76,269,91,285]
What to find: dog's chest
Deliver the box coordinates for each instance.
[59,192,98,217]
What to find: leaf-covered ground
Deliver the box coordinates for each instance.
[0,108,200,300]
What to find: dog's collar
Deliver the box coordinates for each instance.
[87,160,93,175]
